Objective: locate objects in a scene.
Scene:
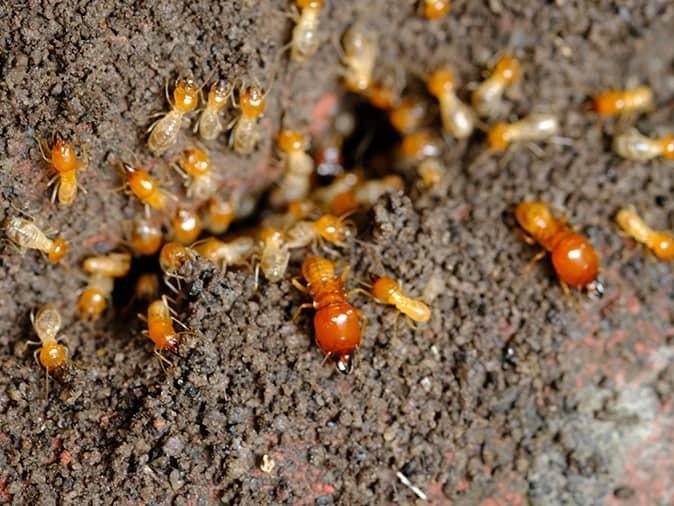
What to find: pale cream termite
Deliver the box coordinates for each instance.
[291,0,324,62]
[197,80,232,141]
[256,227,291,283]
[340,25,377,94]
[487,113,560,150]
[4,216,69,262]
[193,236,255,270]
[427,68,475,139]
[270,129,315,207]
[612,130,674,161]
[616,208,674,261]
[472,55,522,118]
[230,82,266,155]
[148,77,200,155]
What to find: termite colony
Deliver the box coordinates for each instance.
[3,2,672,396]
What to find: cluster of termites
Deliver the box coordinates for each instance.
[4,2,672,396]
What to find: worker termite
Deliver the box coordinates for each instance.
[78,253,132,321]
[141,296,190,365]
[615,208,674,261]
[262,198,317,230]
[193,236,255,270]
[121,162,173,212]
[311,171,361,207]
[148,77,200,154]
[592,85,654,117]
[389,97,428,134]
[515,201,602,296]
[159,241,198,291]
[400,130,444,186]
[487,113,560,150]
[196,80,232,141]
[365,276,432,322]
[172,207,202,245]
[128,217,163,256]
[427,67,475,139]
[30,304,69,394]
[286,214,355,250]
[472,55,522,118]
[612,130,674,161]
[292,255,366,373]
[340,25,377,94]
[38,134,88,206]
[420,0,450,19]
[176,147,220,201]
[290,0,323,62]
[4,216,69,263]
[230,82,267,155]
[270,129,315,207]
[255,227,291,284]
[204,195,236,234]
[331,175,405,215]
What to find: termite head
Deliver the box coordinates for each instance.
[278,129,307,152]
[240,84,266,118]
[40,342,68,373]
[173,77,199,113]
[51,135,78,173]
[181,147,211,177]
[515,201,554,239]
[493,55,521,85]
[297,0,322,8]
[401,131,441,161]
[208,80,232,109]
[427,68,456,97]
[48,238,69,263]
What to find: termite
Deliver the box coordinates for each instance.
[427,67,475,139]
[230,82,266,155]
[78,252,132,321]
[256,227,291,283]
[615,208,674,261]
[172,207,202,245]
[368,276,431,322]
[311,171,361,207]
[331,175,404,215]
[38,134,88,206]
[389,97,428,134]
[292,255,366,373]
[148,77,200,154]
[197,80,232,141]
[592,85,654,117]
[472,55,522,118]
[487,113,559,150]
[290,0,323,62]
[515,201,602,296]
[141,295,189,365]
[420,0,450,19]
[193,236,255,270]
[4,216,68,263]
[400,130,444,186]
[612,130,674,161]
[286,214,355,250]
[121,163,171,212]
[159,241,198,291]
[128,217,163,256]
[340,25,377,94]
[178,147,219,201]
[204,195,236,234]
[270,129,315,207]
[30,304,69,393]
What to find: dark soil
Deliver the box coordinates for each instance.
[1,1,673,504]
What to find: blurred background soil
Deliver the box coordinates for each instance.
[0,0,673,504]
